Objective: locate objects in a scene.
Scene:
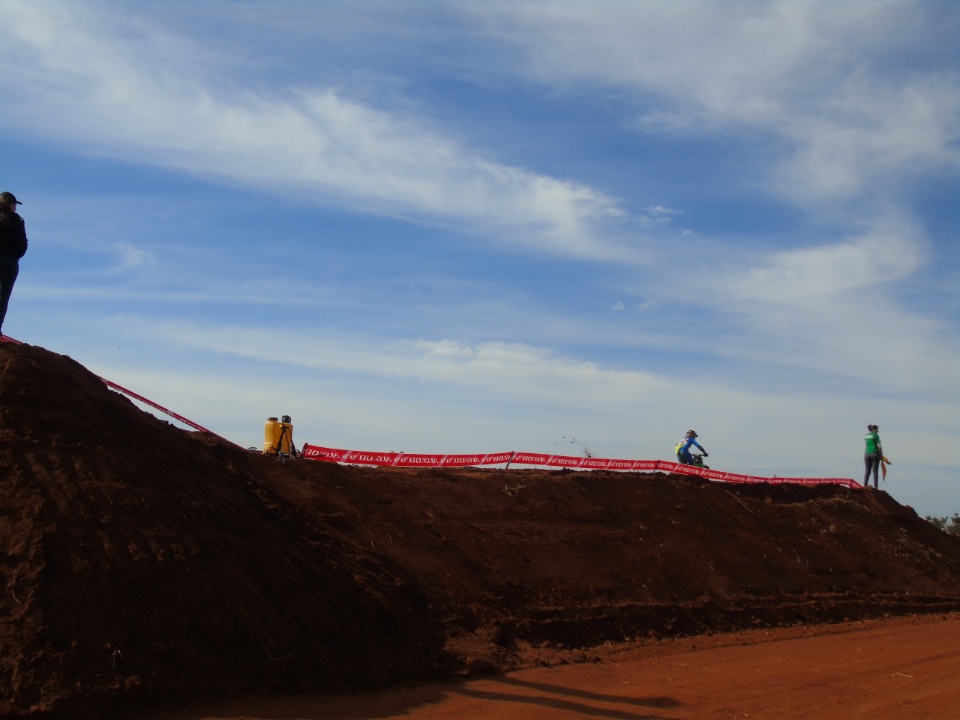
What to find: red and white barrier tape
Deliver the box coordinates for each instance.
[99,377,218,436]
[300,443,860,489]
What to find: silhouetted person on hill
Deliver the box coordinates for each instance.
[863,424,884,489]
[675,429,707,465]
[0,191,28,337]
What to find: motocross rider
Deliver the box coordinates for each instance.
[675,430,708,465]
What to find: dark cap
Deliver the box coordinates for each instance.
[0,192,21,205]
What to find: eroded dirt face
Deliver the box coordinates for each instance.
[2,341,959,719]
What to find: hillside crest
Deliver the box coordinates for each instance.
[2,341,959,719]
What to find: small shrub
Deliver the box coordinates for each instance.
[926,514,960,536]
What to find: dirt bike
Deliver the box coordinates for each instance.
[677,452,710,469]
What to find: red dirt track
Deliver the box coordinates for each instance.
[134,613,960,720]
[2,341,959,719]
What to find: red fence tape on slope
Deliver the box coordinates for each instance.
[103,378,239,446]
[99,378,217,435]
[1,334,234,445]
[300,443,860,489]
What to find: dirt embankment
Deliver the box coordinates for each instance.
[2,341,959,719]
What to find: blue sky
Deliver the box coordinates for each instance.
[1,0,957,516]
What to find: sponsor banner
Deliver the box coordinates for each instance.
[510,452,552,465]
[300,445,400,465]
[659,461,703,477]
[765,477,860,489]
[439,452,516,466]
[342,451,401,465]
[299,445,515,468]
[531,453,586,468]
[394,454,444,467]
[725,473,755,483]
[578,456,615,469]
[299,445,341,461]
[299,443,857,487]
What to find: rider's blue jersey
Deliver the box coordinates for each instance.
[676,436,703,454]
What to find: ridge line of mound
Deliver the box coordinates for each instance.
[2,342,959,719]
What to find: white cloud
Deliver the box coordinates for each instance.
[110,242,157,274]
[641,205,683,227]
[673,216,958,394]
[158,324,675,406]
[472,1,960,207]
[735,217,925,302]
[776,72,960,204]
[0,2,630,261]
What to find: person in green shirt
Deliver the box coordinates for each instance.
[863,424,883,489]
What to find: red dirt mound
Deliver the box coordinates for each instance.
[2,341,959,720]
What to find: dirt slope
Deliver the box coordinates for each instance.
[1,341,959,719]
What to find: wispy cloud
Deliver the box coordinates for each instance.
[109,242,157,274]
[472,1,960,208]
[734,216,926,302]
[631,212,958,396]
[461,1,959,398]
[0,2,631,260]
[161,323,677,404]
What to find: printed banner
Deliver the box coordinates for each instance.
[300,445,515,468]
[300,444,859,488]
